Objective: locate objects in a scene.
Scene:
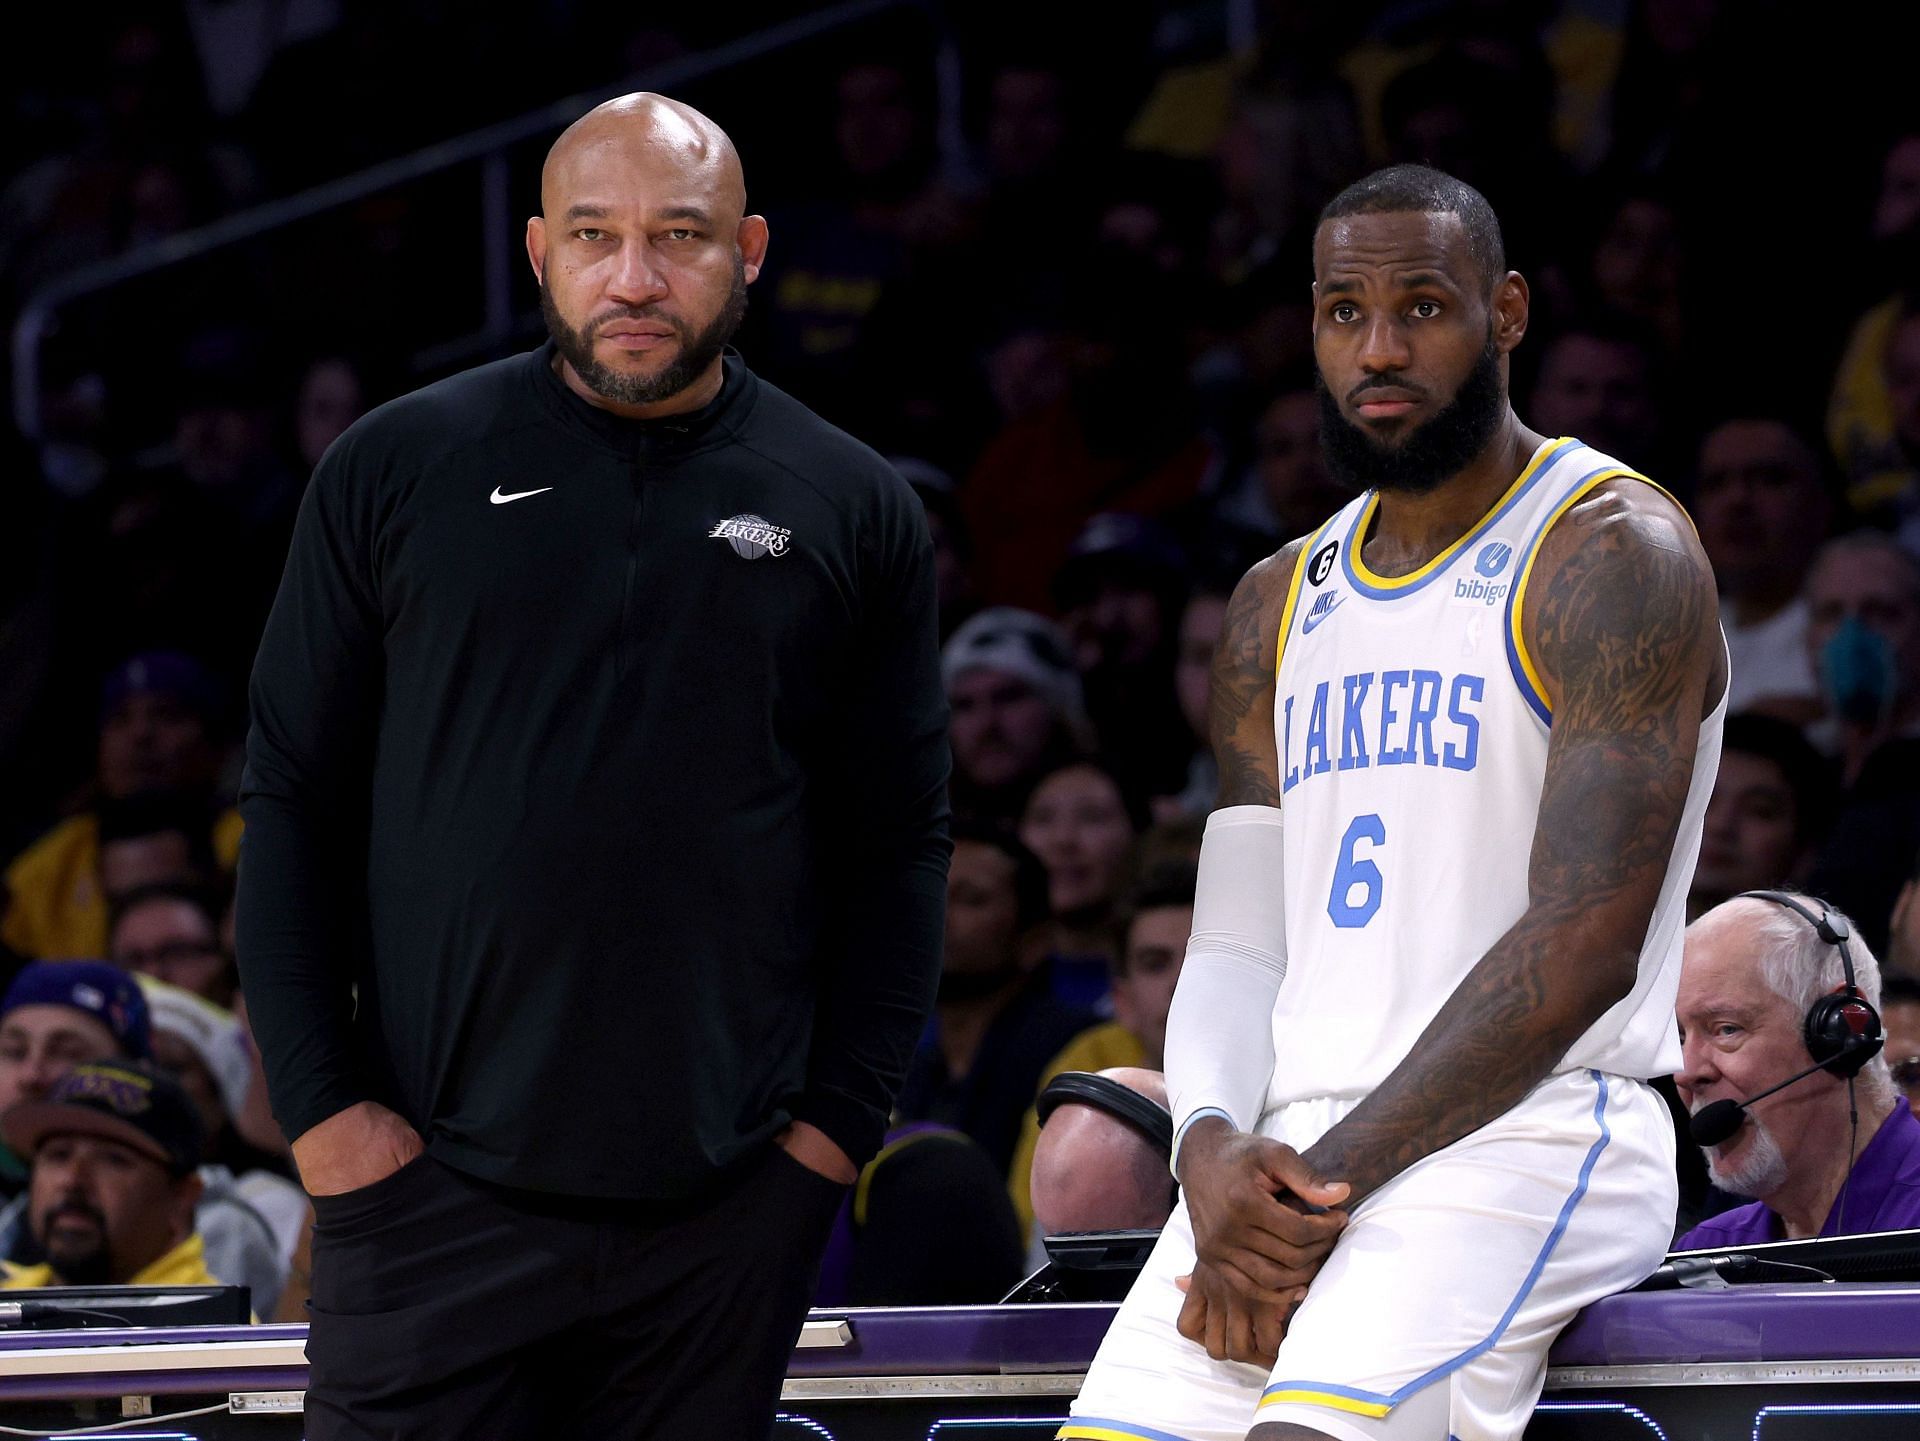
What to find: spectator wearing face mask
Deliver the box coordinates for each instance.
[1804,531,1920,779]
[1801,534,1920,953]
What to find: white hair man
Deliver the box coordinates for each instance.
[1675,892,1920,1246]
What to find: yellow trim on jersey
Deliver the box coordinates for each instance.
[1507,469,1688,717]
[1274,518,1336,673]
[1258,1389,1395,1418]
[1345,436,1575,591]
[1057,1428,1180,1441]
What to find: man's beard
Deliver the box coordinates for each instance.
[1702,1115,1790,1199]
[1317,333,1507,496]
[540,253,748,407]
[41,1205,114,1285]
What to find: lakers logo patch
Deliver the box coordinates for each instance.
[708,514,792,559]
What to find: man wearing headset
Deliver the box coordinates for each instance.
[1675,891,1920,1245]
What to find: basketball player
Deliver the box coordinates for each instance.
[1061,165,1726,1441]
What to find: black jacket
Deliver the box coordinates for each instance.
[237,345,950,1199]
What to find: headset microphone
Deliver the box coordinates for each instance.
[1688,1051,1863,1146]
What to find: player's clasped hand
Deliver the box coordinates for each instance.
[1173,1117,1350,1365]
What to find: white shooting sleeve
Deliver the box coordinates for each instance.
[1165,804,1288,1173]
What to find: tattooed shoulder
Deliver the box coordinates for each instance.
[1210,540,1304,808]
[1524,480,1722,724]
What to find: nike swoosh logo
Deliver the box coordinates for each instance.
[1300,597,1344,635]
[490,486,554,505]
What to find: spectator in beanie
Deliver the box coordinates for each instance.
[944,608,1092,826]
[0,962,150,1207]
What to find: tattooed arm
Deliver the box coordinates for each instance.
[1297,481,1723,1203]
[1211,541,1298,806]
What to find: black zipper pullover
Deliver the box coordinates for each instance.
[237,344,950,1199]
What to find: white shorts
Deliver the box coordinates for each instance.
[1061,1069,1675,1441]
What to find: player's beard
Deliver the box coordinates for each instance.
[540,252,748,407]
[1317,330,1506,496]
[1702,1115,1790,1199]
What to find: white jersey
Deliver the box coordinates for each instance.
[1265,436,1724,1112]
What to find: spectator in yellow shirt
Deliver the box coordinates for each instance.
[2,652,239,962]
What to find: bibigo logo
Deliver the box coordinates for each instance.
[1455,538,1514,606]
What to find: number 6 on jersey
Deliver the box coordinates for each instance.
[1329,813,1385,927]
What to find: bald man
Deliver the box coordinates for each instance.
[1032,1068,1178,1237]
[237,94,951,1439]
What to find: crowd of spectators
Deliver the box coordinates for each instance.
[4,0,1920,1312]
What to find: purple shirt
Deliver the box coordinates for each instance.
[1677,1103,1920,1249]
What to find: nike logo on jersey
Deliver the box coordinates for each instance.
[491,486,554,505]
[1300,591,1345,635]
